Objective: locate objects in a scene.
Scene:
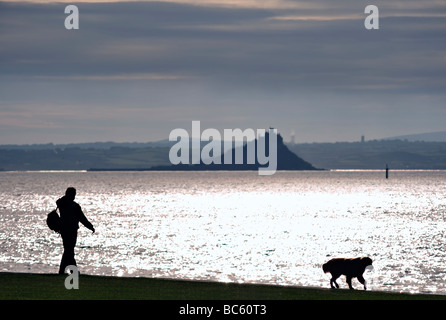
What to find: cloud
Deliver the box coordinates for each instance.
[32,73,191,81]
[0,0,322,10]
[2,1,444,88]
[0,0,445,143]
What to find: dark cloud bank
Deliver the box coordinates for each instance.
[0,1,445,144]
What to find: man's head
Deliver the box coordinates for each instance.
[65,187,76,201]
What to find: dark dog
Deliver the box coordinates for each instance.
[322,257,373,290]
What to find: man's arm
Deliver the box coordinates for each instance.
[76,204,95,233]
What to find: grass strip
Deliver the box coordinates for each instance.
[1,272,444,300]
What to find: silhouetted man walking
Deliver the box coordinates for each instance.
[56,187,95,274]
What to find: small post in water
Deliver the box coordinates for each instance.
[385,164,389,179]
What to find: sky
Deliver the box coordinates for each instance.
[0,0,445,144]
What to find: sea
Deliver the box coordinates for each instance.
[1,170,446,295]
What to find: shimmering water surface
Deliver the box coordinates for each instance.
[1,170,446,295]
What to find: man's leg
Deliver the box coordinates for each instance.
[59,231,78,274]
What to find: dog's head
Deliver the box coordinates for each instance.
[361,257,373,267]
[322,263,329,273]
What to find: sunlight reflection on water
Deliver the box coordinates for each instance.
[1,170,446,295]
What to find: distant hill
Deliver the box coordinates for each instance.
[0,146,171,171]
[145,132,318,172]
[287,139,446,170]
[0,140,173,150]
[384,131,446,142]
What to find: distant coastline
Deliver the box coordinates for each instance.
[87,166,325,172]
[1,139,446,171]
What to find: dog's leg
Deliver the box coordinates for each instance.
[346,276,354,290]
[329,278,335,289]
[330,278,338,289]
[330,274,340,289]
[358,275,367,290]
